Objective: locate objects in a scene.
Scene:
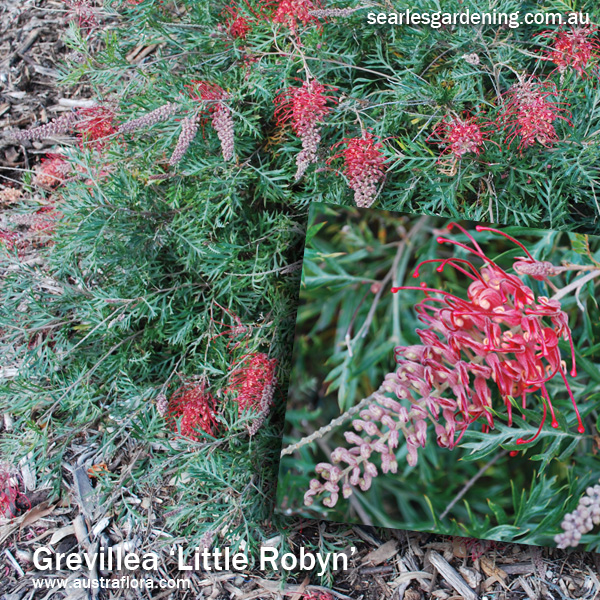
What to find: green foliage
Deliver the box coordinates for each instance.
[57,0,600,231]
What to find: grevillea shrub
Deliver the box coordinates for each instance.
[4,0,600,571]
[279,207,600,548]
[7,1,600,230]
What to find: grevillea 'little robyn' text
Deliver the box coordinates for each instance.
[305,224,584,508]
[274,80,335,180]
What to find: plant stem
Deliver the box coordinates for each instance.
[439,449,509,521]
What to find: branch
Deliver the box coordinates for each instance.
[280,387,384,457]
[551,269,600,303]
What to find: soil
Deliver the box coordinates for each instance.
[0,0,95,188]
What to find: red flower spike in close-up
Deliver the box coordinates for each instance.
[166,381,219,441]
[75,106,118,151]
[306,224,588,508]
[543,26,599,76]
[274,79,335,180]
[501,78,573,151]
[337,133,387,208]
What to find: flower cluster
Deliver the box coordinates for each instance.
[274,79,335,180]
[210,302,252,351]
[502,78,572,150]
[169,116,200,166]
[189,81,235,161]
[544,26,599,76]
[8,207,62,238]
[227,352,277,436]
[221,3,252,40]
[305,224,583,507]
[0,229,18,251]
[271,0,321,32]
[118,102,179,134]
[0,187,22,205]
[337,134,387,208]
[30,207,62,234]
[64,0,98,31]
[430,115,488,158]
[555,479,600,548]
[303,592,334,600]
[11,112,79,142]
[75,106,118,151]
[0,466,30,518]
[167,381,218,440]
[33,154,71,189]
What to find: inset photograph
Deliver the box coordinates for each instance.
[278,203,600,551]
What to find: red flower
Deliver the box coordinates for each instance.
[0,230,18,251]
[222,3,252,39]
[0,467,30,518]
[429,115,489,158]
[274,80,335,179]
[501,78,572,150]
[271,0,321,32]
[305,224,584,508]
[544,26,599,76]
[391,223,582,445]
[303,593,334,600]
[227,353,277,435]
[75,106,117,151]
[64,0,97,31]
[34,154,71,189]
[336,133,387,208]
[167,381,218,440]
[31,207,62,234]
